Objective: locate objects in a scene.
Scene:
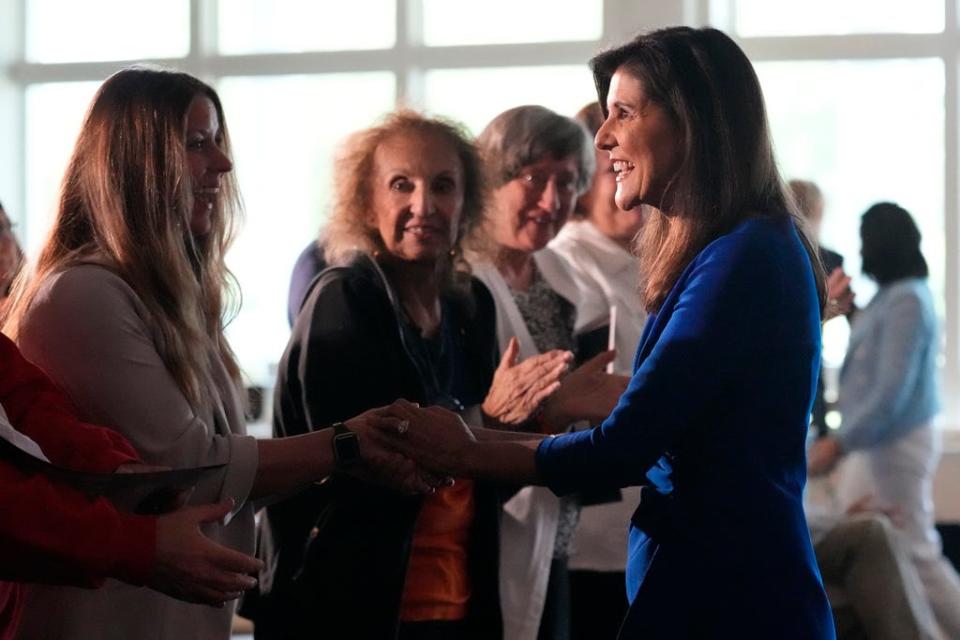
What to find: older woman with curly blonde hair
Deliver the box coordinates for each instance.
[257,110,571,639]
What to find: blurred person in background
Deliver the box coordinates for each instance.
[809,202,960,638]
[804,481,940,640]
[286,235,326,327]
[789,180,854,437]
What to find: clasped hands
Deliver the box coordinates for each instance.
[344,400,475,493]
[347,341,631,492]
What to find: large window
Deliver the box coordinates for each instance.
[5,0,960,430]
[219,73,396,382]
[3,0,634,391]
[689,0,960,428]
[756,59,945,366]
[732,0,945,36]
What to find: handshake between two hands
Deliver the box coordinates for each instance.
[340,399,475,495]
[111,340,629,609]
[339,341,631,495]
[108,401,462,612]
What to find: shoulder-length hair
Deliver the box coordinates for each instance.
[4,66,242,407]
[323,110,486,294]
[860,202,928,285]
[591,27,826,313]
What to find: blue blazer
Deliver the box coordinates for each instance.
[537,216,834,639]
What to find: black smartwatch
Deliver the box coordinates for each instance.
[331,422,361,469]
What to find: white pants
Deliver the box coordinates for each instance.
[836,424,960,640]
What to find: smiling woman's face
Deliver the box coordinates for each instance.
[184,95,233,236]
[369,130,464,265]
[595,67,684,212]
[488,153,580,255]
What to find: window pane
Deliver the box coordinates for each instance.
[422,0,602,46]
[424,65,597,135]
[219,0,395,54]
[218,73,395,383]
[736,0,944,36]
[25,82,100,254]
[27,0,189,62]
[757,59,944,366]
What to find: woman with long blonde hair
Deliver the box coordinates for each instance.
[5,66,430,640]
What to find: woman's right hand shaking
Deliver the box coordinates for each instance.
[540,350,630,429]
[343,403,454,494]
[481,337,572,427]
[379,400,476,478]
[149,498,263,606]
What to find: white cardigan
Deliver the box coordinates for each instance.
[548,219,647,572]
[471,249,606,640]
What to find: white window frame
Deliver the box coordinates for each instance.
[688,0,960,430]
[4,0,956,428]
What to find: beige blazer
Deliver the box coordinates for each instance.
[14,263,258,640]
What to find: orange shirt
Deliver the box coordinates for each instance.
[399,479,475,622]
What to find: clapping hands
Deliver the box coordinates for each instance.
[481,337,572,427]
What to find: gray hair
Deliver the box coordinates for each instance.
[476,105,595,194]
[787,179,824,221]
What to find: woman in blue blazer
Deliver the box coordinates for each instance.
[383,27,835,638]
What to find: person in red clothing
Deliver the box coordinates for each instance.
[0,332,263,640]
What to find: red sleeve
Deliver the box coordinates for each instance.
[0,460,156,587]
[0,333,138,472]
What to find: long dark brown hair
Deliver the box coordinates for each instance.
[591,27,826,313]
[860,202,928,285]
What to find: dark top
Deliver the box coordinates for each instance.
[257,253,503,640]
[286,240,327,327]
[819,245,843,275]
[811,246,843,435]
[536,216,834,639]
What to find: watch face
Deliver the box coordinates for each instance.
[333,432,361,467]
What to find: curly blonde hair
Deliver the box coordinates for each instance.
[323,110,486,292]
[4,66,242,407]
